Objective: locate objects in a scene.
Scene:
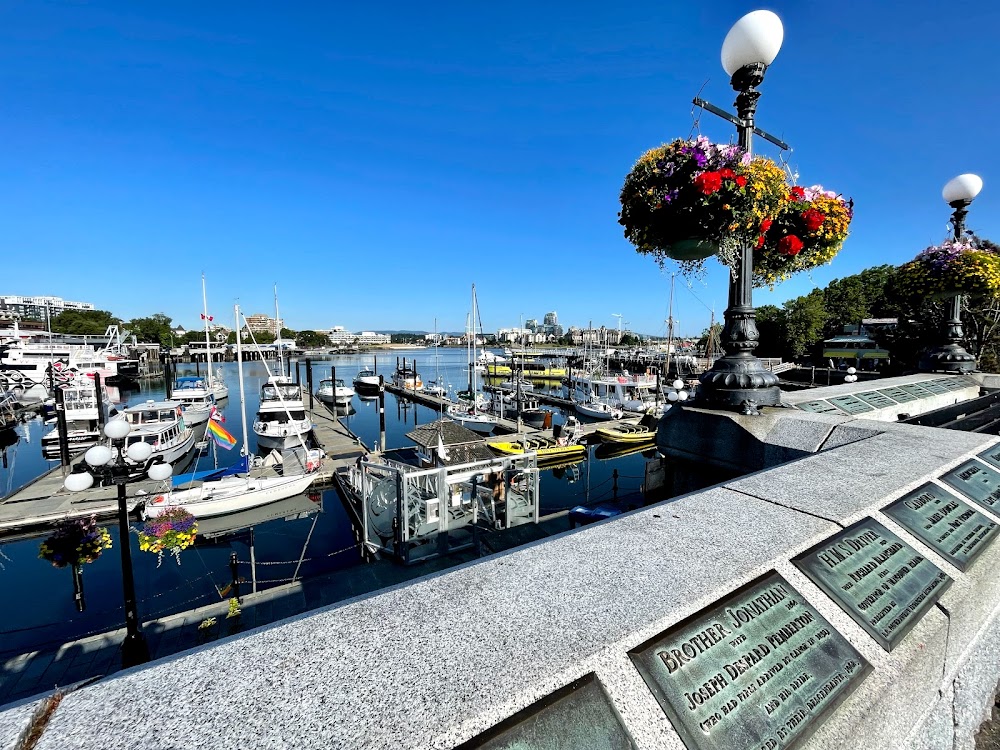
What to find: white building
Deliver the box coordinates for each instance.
[0,295,95,320]
[325,326,390,347]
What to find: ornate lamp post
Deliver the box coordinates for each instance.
[64,419,173,668]
[698,10,785,414]
[919,174,983,373]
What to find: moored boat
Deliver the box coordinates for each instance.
[253,376,313,451]
[316,377,355,405]
[353,368,380,393]
[487,436,585,462]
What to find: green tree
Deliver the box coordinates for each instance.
[50,309,119,335]
[783,290,828,359]
[296,330,331,348]
[182,330,206,345]
[280,327,297,339]
[127,314,173,346]
[754,305,787,359]
[250,330,276,345]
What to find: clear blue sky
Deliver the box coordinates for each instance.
[2,1,997,338]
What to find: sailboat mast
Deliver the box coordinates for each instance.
[202,274,214,389]
[235,304,250,454]
[471,283,478,417]
[274,284,284,376]
[665,273,675,378]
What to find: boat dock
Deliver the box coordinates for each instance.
[302,400,367,483]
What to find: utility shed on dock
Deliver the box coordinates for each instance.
[405,419,495,467]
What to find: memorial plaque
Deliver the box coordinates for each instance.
[827,395,874,415]
[941,459,1000,512]
[916,380,950,395]
[884,483,999,571]
[456,673,637,750]
[933,377,972,392]
[900,383,934,399]
[877,387,919,404]
[796,400,841,414]
[629,572,869,750]
[978,445,1000,471]
[794,518,951,651]
[854,391,899,410]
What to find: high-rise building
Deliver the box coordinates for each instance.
[543,311,558,327]
[245,313,283,332]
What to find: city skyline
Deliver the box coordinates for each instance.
[2,2,998,338]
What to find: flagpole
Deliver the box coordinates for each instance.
[235,304,250,457]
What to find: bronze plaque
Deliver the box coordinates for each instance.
[883,483,999,571]
[455,673,636,750]
[629,572,869,750]
[796,400,841,414]
[978,445,1000,471]
[827,395,874,415]
[941,459,1000,512]
[877,387,919,403]
[854,391,899,410]
[794,518,951,651]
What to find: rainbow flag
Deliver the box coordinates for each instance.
[207,418,237,450]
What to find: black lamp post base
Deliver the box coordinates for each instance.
[918,345,977,373]
[698,357,782,415]
[121,631,151,668]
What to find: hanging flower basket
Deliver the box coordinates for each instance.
[896,240,1000,301]
[38,516,112,568]
[619,137,790,275]
[753,184,854,288]
[137,508,198,567]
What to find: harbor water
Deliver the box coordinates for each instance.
[0,348,670,660]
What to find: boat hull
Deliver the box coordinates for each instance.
[144,473,315,519]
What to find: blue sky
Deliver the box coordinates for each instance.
[1,1,997,338]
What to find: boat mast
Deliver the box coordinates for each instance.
[471,283,478,417]
[235,304,250,455]
[202,274,214,390]
[665,273,675,379]
[274,284,284,377]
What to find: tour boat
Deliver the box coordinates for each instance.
[316,377,355,405]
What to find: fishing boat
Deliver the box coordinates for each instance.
[316,377,355,405]
[144,303,319,519]
[392,363,422,391]
[487,436,586,462]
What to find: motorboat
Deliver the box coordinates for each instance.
[392,365,422,391]
[170,376,216,426]
[41,377,119,459]
[316,377,355,405]
[118,401,198,467]
[253,376,312,451]
[565,369,664,413]
[353,368,380,393]
[594,421,657,444]
[574,394,624,421]
[487,436,585,462]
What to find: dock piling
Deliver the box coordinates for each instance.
[378,375,386,452]
[94,372,106,432]
[306,359,314,410]
[55,385,71,467]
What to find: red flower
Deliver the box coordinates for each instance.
[789,186,806,201]
[735,175,747,187]
[778,235,803,256]
[693,171,723,195]
[801,208,825,232]
[760,218,772,232]
[756,234,766,248]
[719,168,735,179]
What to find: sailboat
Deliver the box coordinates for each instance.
[201,274,229,402]
[143,303,316,520]
[447,284,497,435]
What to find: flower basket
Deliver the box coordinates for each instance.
[753,185,854,288]
[137,508,198,567]
[896,241,1000,301]
[619,137,788,274]
[38,516,112,568]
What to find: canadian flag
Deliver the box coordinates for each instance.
[201,313,214,321]
[210,406,225,423]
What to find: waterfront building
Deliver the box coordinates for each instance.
[245,313,283,333]
[325,326,390,347]
[543,311,558,327]
[0,295,95,321]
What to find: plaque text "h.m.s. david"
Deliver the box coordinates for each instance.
[629,572,869,750]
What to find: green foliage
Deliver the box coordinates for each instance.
[296,330,331,348]
[252,330,276,345]
[127,314,173,346]
[390,333,423,344]
[783,290,828,359]
[280,327,296,339]
[50,309,118,336]
[754,305,787,359]
[182,330,206,344]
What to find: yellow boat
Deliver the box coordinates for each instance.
[594,423,656,444]
[487,436,586,462]
[485,362,567,380]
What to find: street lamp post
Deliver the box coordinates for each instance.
[697,10,784,415]
[64,419,173,668]
[919,173,983,373]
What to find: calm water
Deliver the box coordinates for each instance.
[0,348,659,655]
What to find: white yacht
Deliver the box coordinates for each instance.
[170,376,216,426]
[564,369,664,413]
[253,376,312,451]
[41,378,119,459]
[119,401,198,467]
[316,377,355,405]
[353,368,380,393]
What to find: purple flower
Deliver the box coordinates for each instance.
[662,188,679,204]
